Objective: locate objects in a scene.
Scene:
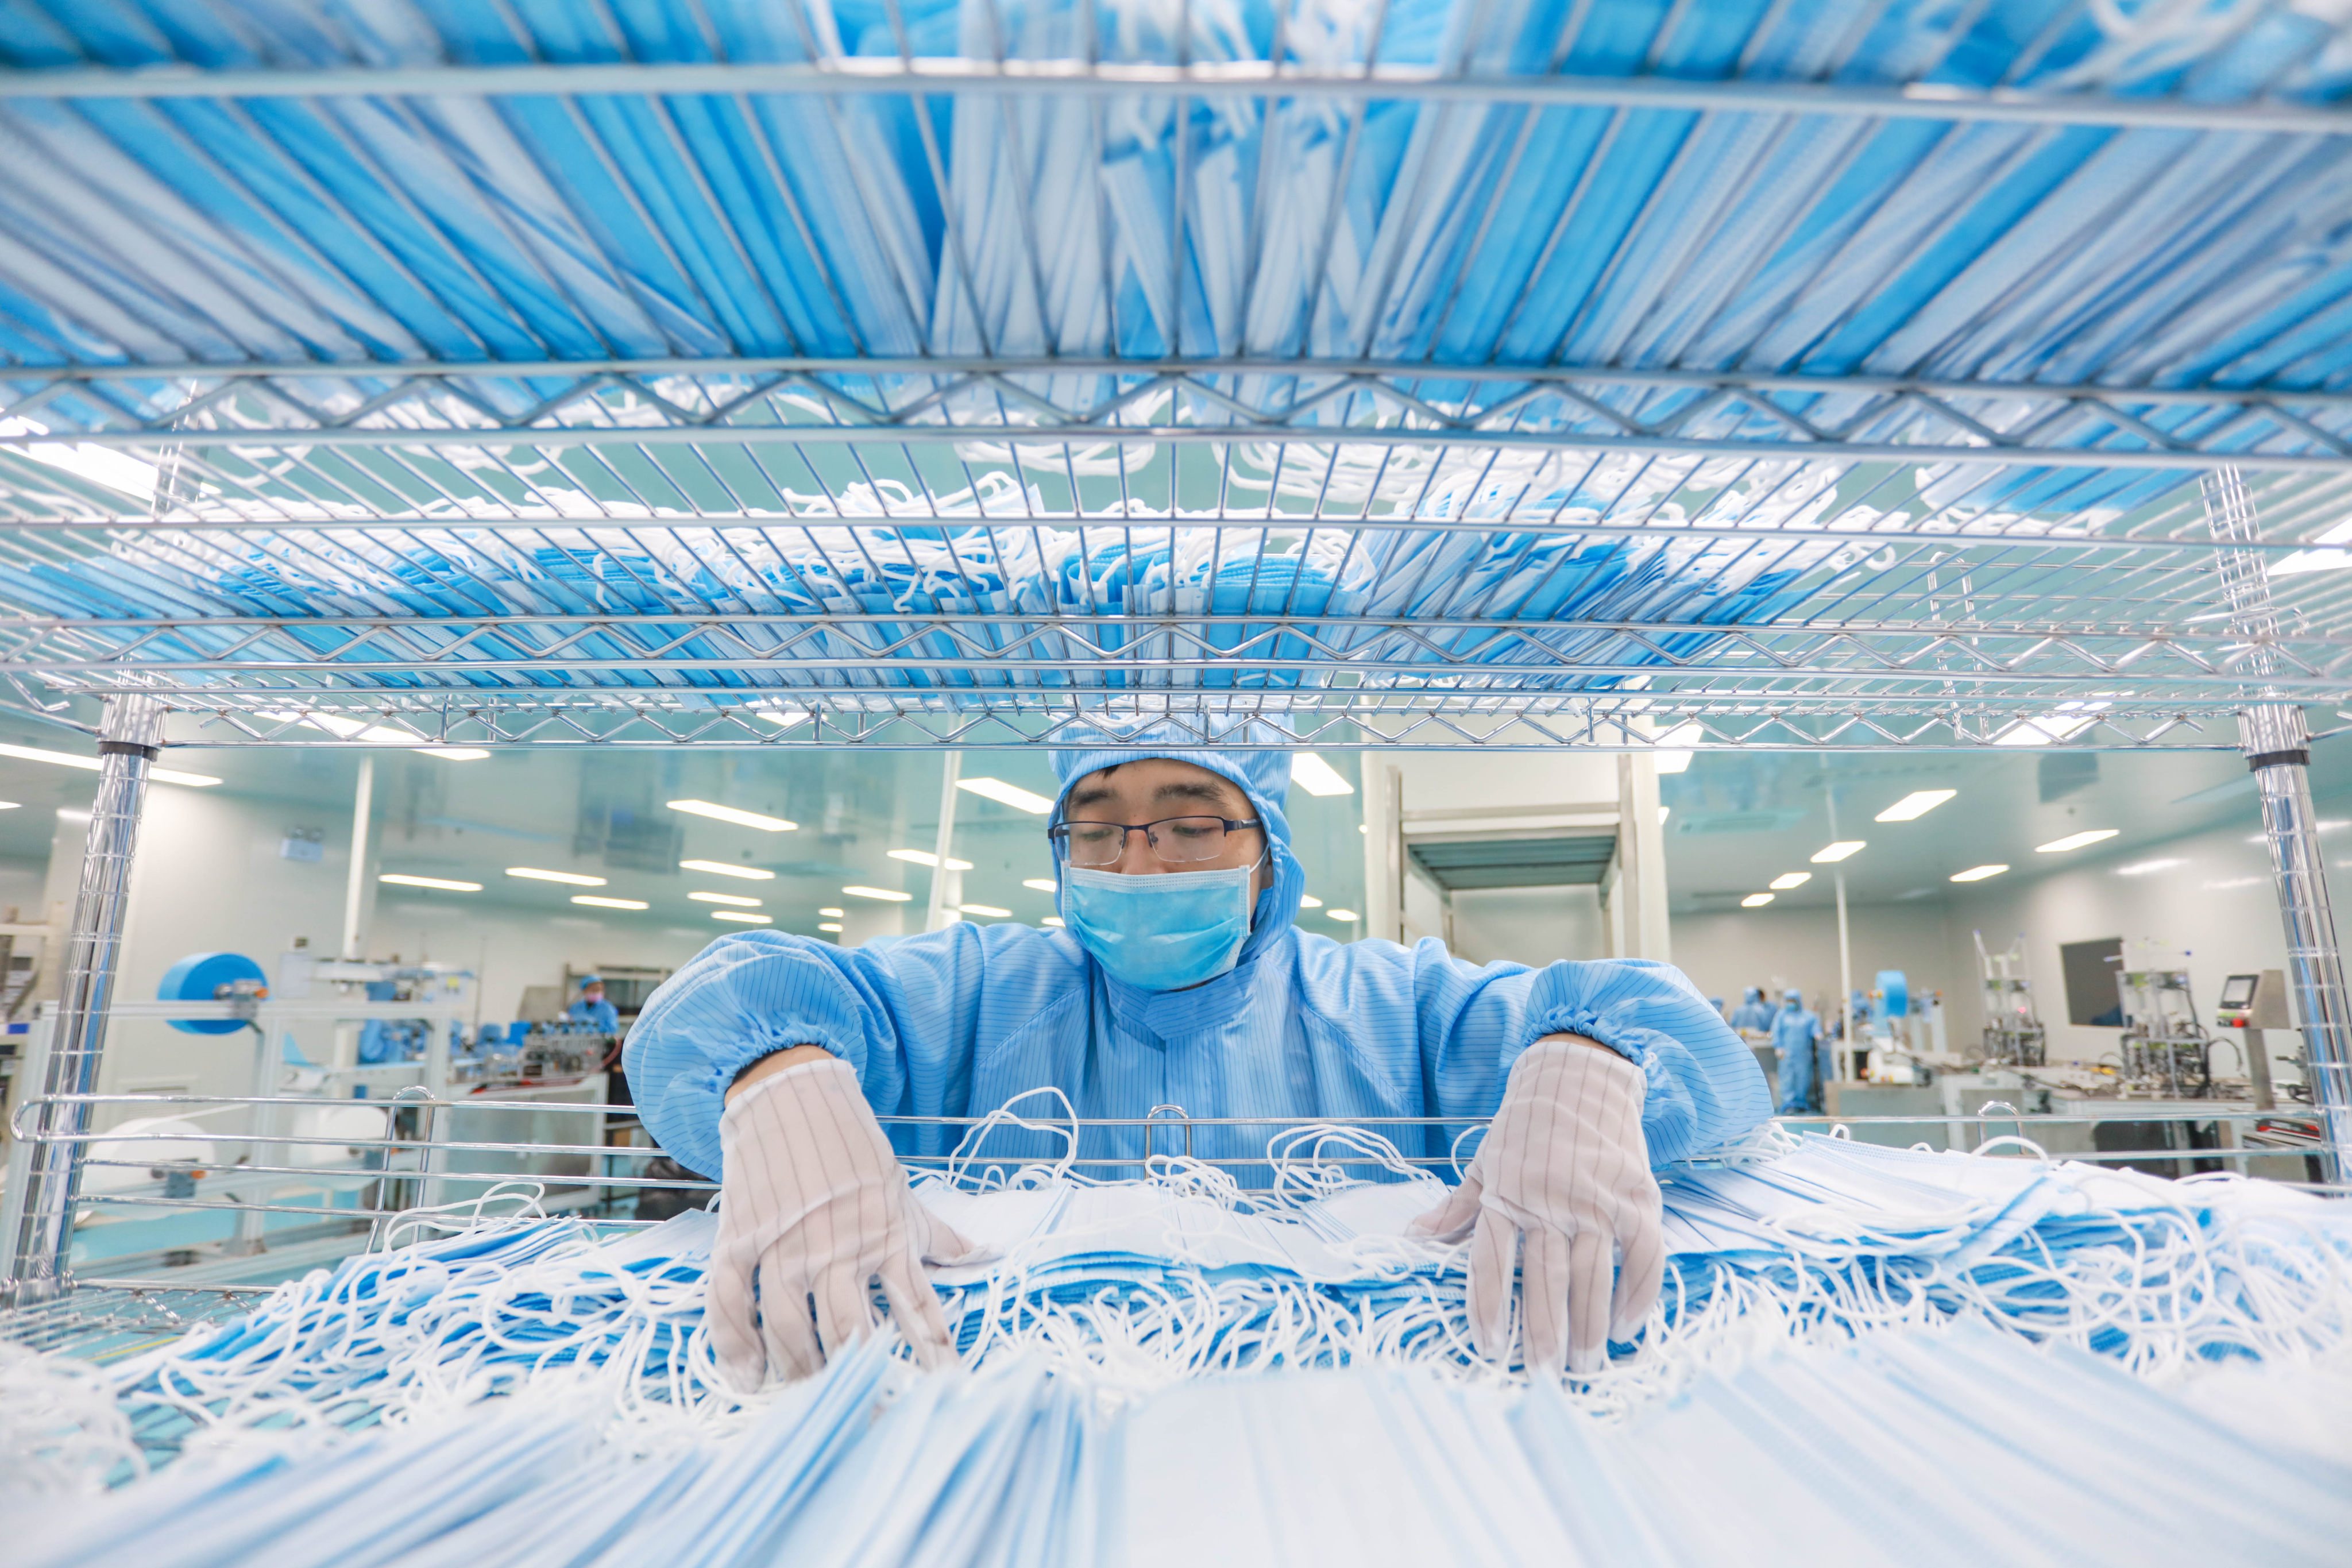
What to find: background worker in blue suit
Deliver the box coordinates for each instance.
[567,975,620,1033]
[626,724,1771,1388]
[1772,990,1830,1115]
[1728,986,1775,1033]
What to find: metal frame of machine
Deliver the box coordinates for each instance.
[1,3,2350,1308]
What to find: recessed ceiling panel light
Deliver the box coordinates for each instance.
[507,867,607,886]
[818,906,844,917]
[817,921,844,933]
[679,859,774,880]
[711,910,771,924]
[842,885,912,902]
[572,895,650,910]
[1042,916,1067,928]
[1288,754,1356,796]
[959,903,1012,917]
[689,891,763,907]
[1299,894,1324,908]
[1021,879,1056,892]
[666,799,797,832]
[956,777,1055,814]
[1951,864,2009,882]
[1326,908,1360,921]
[890,848,975,870]
[0,740,219,787]
[1741,893,1774,907]
[2036,829,2119,853]
[1810,840,1866,863]
[1768,872,1811,890]
[379,873,480,891]
[1875,790,1957,822]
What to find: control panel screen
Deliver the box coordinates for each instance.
[2219,974,2257,1008]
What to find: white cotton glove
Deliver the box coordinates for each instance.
[708,1056,979,1390]
[1409,1041,1665,1377]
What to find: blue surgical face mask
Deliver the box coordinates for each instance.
[1059,862,1257,991]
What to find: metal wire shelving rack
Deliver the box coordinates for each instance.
[1,0,2350,1316]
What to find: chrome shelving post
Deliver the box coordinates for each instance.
[2205,469,2352,1181]
[0,693,167,1304]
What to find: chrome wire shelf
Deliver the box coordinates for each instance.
[0,2,2349,745]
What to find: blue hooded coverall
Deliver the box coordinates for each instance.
[625,727,1772,1183]
[1772,994,1830,1115]
[1727,987,1774,1032]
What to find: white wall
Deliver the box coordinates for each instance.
[27,787,724,1118]
[1447,886,1607,968]
[1671,901,1960,1018]
[1935,815,2346,1077]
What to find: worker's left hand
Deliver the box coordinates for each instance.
[1409,1039,1664,1377]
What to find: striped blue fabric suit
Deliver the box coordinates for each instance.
[626,739,1770,1184]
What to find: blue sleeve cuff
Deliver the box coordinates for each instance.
[1521,1006,1654,1068]
[702,1026,849,1099]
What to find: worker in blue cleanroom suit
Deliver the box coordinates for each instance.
[567,975,621,1033]
[1773,990,1829,1115]
[1728,986,1774,1032]
[627,723,1771,1387]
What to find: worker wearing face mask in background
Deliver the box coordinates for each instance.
[1727,986,1774,1034]
[625,723,1771,1390]
[568,975,621,1033]
[1772,990,1829,1115]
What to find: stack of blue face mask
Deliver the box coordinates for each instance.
[17,1324,2351,1568]
[55,1128,2352,1473]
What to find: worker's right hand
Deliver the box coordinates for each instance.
[707,1055,978,1390]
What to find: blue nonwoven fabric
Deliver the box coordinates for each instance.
[1773,1003,1827,1115]
[623,739,1770,1181]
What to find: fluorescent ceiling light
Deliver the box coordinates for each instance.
[379,873,480,892]
[1951,864,2009,882]
[959,903,1012,918]
[1768,872,1811,891]
[890,848,974,870]
[1653,752,1693,775]
[1289,753,1355,796]
[1042,916,1067,928]
[0,414,159,499]
[0,801,18,810]
[2115,858,2185,878]
[957,777,1055,814]
[679,859,773,881]
[1299,894,1324,909]
[1658,806,1670,825]
[1995,713,2101,747]
[257,709,484,760]
[572,895,650,910]
[817,922,844,933]
[1021,879,1056,893]
[1810,840,1866,863]
[1741,893,1774,907]
[507,867,606,887]
[712,910,771,924]
[1326,908,1360,921]
[1875,790,1957,822]
[2036,829,2119,853]
[667,799,796,832]
[0,740,220,787]
[818,906,844,917]
[843,885,912,902]
[689,891,763,907]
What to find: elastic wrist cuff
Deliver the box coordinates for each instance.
[722,1053,853,1119]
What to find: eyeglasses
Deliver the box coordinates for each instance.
[1048,816,1263,868]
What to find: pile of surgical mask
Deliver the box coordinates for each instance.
[14,1324,2351,1568]
[30,1129,2349,1481]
